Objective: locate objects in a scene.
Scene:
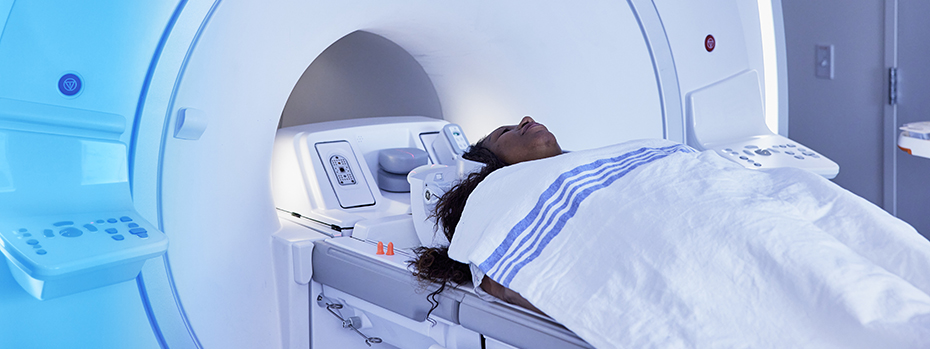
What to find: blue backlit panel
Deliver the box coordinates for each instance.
[0,122,167,299]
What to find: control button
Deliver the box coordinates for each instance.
[798,148,807,152]
[58,73,82,96]
[36,250,47,255]
[95,219,105,224]
[107,218,118,223]
[22,233,32,237]
[105,228,118,234]
[785,151,795,155]
[739,156,749,160]
[129,228,147,235]
[53,221,73,227]
[753,163,763,167]
[724,148,733,152]
[33,244,42,249]
[83,224,98,232]
[794,155,805,160]
[43,229,54,238]
[59,227,83,238]
[744,145,759,149]
[18,228,27,233]
[787,144,796,147]
[754,149,772,156]
[127,223,139,228]
[705,34,716,52]
[112,235,125,241]
[138,234,149,239]
[812,155,821,158]
[120,216,133,222]
[26,239,39,245]
[743,150,755,156]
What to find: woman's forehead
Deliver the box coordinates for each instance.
[486,126,506,143]
[490,124,516,139]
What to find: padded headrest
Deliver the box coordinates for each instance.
[378,148,429,192]
[378,148,429,174]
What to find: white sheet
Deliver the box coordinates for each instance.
[448,139,930,348]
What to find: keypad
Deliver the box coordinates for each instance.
[330,155,357,185]
[719,142,826,170]
[59,227,83,238]
[2,214,158,258]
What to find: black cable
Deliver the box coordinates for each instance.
[275,207,353,233]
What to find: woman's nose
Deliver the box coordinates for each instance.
[520,116,535,125]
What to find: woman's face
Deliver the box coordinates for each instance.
[483,116,562,165]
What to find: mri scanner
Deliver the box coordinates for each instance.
[0,0,840,348]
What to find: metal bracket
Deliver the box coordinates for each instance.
[317,294,383,346]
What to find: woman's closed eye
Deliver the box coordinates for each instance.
[498,126,515,138]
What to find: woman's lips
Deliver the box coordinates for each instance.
[522,122,542,134]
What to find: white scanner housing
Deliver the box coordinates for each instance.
[0,1,838,349]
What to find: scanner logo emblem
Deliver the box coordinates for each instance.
[705,34,716,52]
[58,73,82,96]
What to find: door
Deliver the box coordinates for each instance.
[885,0,930,240]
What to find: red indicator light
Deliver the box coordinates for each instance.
[705,35,716,52]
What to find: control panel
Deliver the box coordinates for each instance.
[0,212,167,299]
[330,154,358,185]
[432,124,470,165]
[710,134,839,179]
[315,141,375,208]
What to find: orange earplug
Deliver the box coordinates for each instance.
[386,242,394,256]
[376,241,384,255]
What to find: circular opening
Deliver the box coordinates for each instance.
[280,31,443,128]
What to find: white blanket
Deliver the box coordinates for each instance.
[448,139,930,348]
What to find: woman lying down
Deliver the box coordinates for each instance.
[410,117,930,348]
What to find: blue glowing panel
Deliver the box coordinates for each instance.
[0,0,182,146]
[0,128,167,300]
[0,258,160,349]
[0,0,181,347]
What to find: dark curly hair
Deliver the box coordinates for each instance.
[408,139,508,317]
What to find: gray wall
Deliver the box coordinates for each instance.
[782,0,886,206]
[783,0,930,239]
[280,31,442,128]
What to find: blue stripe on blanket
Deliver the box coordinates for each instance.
[479,144,695,287]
